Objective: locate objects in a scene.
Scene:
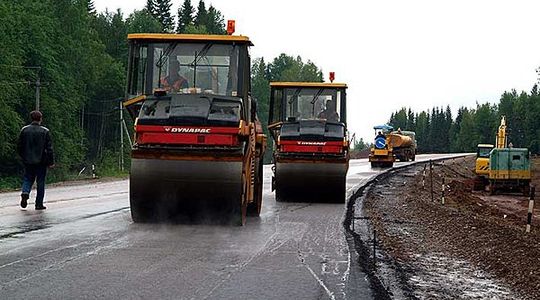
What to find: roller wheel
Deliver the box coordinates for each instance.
[275,186,286,202]
[247,160,264,216]
[334,178,347,203]
[233,173,248,226]
[130,198,153,223]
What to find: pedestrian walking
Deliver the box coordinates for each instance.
[17,111,54,210]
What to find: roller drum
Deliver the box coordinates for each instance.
[275,161,347,203]
[130,158,243,223]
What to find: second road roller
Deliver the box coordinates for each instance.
[268,81,350,203]
[122,30,266,225]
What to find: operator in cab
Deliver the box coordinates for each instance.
[160,59,188,92]
[318,99,339,122]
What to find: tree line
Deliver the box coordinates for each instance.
[0,0,324,187]
[388,79,540,154]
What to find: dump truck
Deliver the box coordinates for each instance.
[388,130,416,161]
[122,32,266,224]
[268,82,349,203]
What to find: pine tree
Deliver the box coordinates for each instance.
[86,0,96,15]
[155,0,174,32]
[126,9,162,34]
[146,0,157,17]
[206,5,225,34]
[194,0,208,27]
[177,0,194,33]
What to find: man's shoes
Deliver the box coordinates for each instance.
[20,193,29,208]
[35,205,47,210]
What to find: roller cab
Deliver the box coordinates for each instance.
[124,33,265,224]
[268,82,349,203]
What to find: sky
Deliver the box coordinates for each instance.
[95,0,540,141]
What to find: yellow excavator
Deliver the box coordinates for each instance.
[473,117,505,190]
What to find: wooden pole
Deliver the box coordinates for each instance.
[526,186,535,233]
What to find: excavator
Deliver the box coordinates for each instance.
[486,116,531,195]
[122,30,266,224]
[268,81,349,203]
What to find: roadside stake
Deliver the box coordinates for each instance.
[373,230,377,271]
[526,186,535,233]
[442,177,445,205]
[422,164,426,189]
[430,160,434,202]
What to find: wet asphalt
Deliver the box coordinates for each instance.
[0,155,454,299]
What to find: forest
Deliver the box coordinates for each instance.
[2,0,538,189]
[386,80,540,154]
[0,0,323,188]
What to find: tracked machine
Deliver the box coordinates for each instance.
[123,31,266,224]
[268,81,349,203]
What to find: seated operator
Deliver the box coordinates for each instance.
[317,99,340,122]
[160,59,188,92]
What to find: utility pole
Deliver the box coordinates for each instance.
[0,65,44,110]
[35,74,41,110]
[119,100,124,171]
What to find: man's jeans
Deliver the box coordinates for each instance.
[21,164,47,206]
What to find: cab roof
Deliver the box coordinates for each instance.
[270,82,347,88]
[478,144,495,148]
[128,33,253,45]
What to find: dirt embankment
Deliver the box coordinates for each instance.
[363,156,540,299]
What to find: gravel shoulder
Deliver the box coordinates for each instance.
[352,156,540,299]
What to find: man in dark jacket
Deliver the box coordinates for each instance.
[17,111,54,210]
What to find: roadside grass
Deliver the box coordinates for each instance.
[0,163,129,192]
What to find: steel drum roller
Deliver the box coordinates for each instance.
[130,158,243,222]
[275,161,348,203]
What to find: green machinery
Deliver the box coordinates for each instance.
[489,148,531,195]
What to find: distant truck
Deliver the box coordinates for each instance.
[389,130,416,162]
[369,125,417,168]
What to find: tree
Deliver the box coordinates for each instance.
[146,0,157,17]
[86,0,96,15]
[177,0,194,33]
[354,138,369,151]
[126,9,163,34]
[206,5,225,34]
[194,0,208,27]
[154,0,174,32]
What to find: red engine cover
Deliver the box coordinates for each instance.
[136,125,239,146]
[279,140,343,154]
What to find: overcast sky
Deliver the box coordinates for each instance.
[95,0,540,141]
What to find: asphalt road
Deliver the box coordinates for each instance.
[0,154,458,299]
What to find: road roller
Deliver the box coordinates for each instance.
[268,81,349,203]
[123,32,266,224]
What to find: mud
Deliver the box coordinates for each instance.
[353,156,540,299]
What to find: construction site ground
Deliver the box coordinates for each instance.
[355,156,540,299]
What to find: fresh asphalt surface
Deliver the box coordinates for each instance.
[0,154,459,299]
